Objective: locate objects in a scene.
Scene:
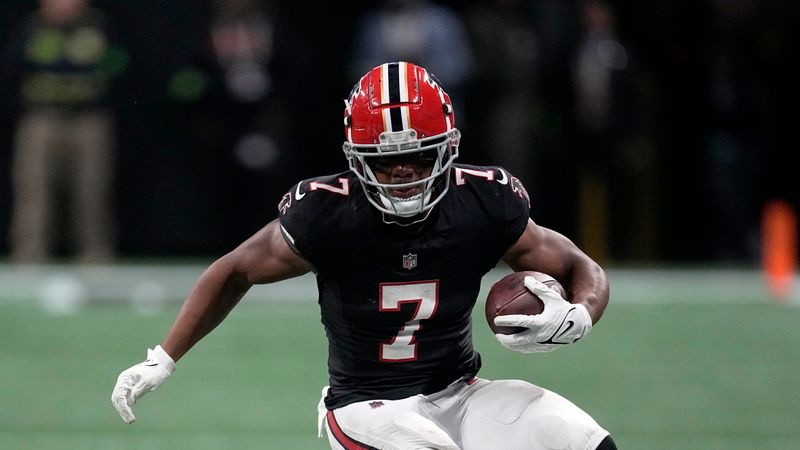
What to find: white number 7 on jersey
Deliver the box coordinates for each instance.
[379,281,439,362]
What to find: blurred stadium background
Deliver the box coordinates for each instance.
[1,0,798,449]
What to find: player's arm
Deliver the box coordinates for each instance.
[495,219,609,353]
[503,218,609,322]
[112,219,312,423]
[161,218,312,361]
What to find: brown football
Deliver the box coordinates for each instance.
[485,271,567,334]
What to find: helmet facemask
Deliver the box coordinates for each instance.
[344,128,460,222]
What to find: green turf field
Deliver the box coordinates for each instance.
[1,266,798,449]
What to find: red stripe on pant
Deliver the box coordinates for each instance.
[326,410,379,450]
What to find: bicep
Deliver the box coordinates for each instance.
[502,218,583,280]
[229,219,313,285]
[503,219,610,322]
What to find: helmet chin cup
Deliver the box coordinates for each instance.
[378,191,426,217]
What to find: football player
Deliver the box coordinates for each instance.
[112,61,617,450]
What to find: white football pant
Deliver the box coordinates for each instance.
[318,378,609,450]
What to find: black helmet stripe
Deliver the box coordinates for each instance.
[389,107,403,132]
[387,62,403,132]
[387,62,401,103]
[379,62,411,133]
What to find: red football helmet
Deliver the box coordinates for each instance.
[342,61,461,220]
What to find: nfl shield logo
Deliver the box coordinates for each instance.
[402,253,417,270]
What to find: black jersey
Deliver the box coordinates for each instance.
[278,164,530,409]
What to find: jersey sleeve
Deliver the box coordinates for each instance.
[495,167,532,248]
[450,164,531,260]
[276,172,356,268]
[278,180,334,266]
[276,180,320,264]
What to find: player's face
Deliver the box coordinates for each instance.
[369,150,436,199]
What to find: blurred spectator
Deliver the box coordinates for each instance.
[464,0,542,185]
[159,0,314,250]
[348,0,475,126]
[1,0,128,264]
[569,0,642,261]
[206,0,285,242]
[704,0,766,262]
[210,0,274,105]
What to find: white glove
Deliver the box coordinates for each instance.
[111,345,175,423]
[494,276,592,353]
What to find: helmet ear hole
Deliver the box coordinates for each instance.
[443,103,452,115]
[344,115,351,128]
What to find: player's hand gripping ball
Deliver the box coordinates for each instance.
[485,271,567,334]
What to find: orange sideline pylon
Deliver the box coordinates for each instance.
[761,200,797,299]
